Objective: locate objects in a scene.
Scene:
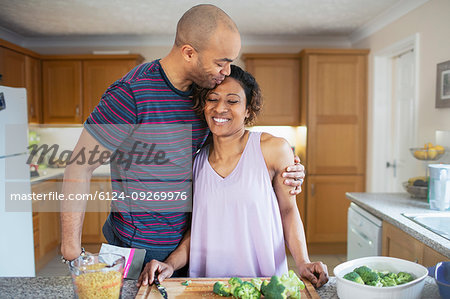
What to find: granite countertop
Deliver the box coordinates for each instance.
[31,165,111,184]
[346,192,450,258]
[0,276,440,298]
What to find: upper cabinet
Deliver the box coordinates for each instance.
[0,47,26,87]
[25,56,42,123]
[42,60,83,124]
[301,49,369,175]
[82,59,138,120]
[242,54,301,126]
[41,55,144,124]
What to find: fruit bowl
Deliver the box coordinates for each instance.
[410,147,444,161]
[403,182,428,199]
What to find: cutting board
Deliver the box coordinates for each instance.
[135,277,320,299]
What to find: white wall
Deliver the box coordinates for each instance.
[353,0,450,190]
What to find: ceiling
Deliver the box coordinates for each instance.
[0,0,428,47]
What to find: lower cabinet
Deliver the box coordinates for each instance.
[81,178,111,244]
[32,176,111,271]
[32,180,61,272]
[306,175,364,252]
[382,221,448,267]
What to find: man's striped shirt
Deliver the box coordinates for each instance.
[85,60,209,249]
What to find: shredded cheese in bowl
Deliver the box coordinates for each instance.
[70,254,125,299]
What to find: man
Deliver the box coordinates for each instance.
[61,3,312,286]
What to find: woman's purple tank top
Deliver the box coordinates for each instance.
[189,131,288,277]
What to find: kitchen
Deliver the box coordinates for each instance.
[0,0,449,298]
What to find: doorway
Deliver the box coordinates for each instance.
[370,34,421,192]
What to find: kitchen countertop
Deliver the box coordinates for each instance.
[0,276,440,298]
[31,165,110,184]
[346,192,450,258]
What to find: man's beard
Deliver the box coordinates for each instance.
[193,59,217,89]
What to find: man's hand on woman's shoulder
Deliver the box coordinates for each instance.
[260,133,305,195]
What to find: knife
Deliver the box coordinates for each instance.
[154,275,168,299]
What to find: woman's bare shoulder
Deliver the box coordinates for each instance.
[260,132,294,169]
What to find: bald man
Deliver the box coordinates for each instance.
[60,4,306,283]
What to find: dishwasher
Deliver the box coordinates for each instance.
[347,202,383,261]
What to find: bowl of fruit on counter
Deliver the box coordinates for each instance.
[403,176,428,199]
[410,143,445,161]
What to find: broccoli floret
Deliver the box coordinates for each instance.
[343,271,364,284]
[213,281,232,297]
[181,280,192,286]
[380,275,397,287]
[229,277,243,288]
[251,278,263,291]
[228,277,244,297]
[279,270,305,299]
[260,271,305,299]
[354,266,380,285]
[366,278,383,287]
[396,272,414,285]
[261,275,287,299]
[376,270,389,278]
[260,279,270,294]
[233,281,261,299]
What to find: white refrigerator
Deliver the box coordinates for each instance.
[0,86,35,276]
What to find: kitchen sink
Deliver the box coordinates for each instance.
[402,212,450,241]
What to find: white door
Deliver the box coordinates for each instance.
[386,50,418,191]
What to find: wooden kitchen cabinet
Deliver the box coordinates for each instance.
[32,180,61,272]
[382,221,448,267]
[0,46,26,87]
[301,49,368,175]
[82,177,111,244]
[0,39,42,123]
[41,55,144,124]
[83,59,137,120]
[306,175,364,244]
[242,54,301,125]
[42,60,83,123]
[242,49,368,254]
[25,56,42,123]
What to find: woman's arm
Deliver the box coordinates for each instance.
[261,134,328,288]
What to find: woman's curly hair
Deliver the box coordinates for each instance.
[192,65,262,126]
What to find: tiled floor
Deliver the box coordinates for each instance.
[37,253,346,277]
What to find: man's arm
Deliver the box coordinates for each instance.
[60,129,110,260]
[137,229,191,287]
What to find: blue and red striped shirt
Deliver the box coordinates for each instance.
[85,60,209,249]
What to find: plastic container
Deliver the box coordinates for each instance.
[69,253,125,299]
[428,164,450,211]
[334,256,428,299]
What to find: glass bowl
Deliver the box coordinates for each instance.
[69,253,125,299]
[410,148,444,161]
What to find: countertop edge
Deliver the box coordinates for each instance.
[346,192,450,258]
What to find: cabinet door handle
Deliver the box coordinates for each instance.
[311,183,315,197]
[75,106,80,116]
[30,105,34,117]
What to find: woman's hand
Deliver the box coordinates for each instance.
[282,155,305,195]
[297,261,329,288]
[136,259,174,287]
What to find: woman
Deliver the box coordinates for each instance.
[138,65,328,288]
